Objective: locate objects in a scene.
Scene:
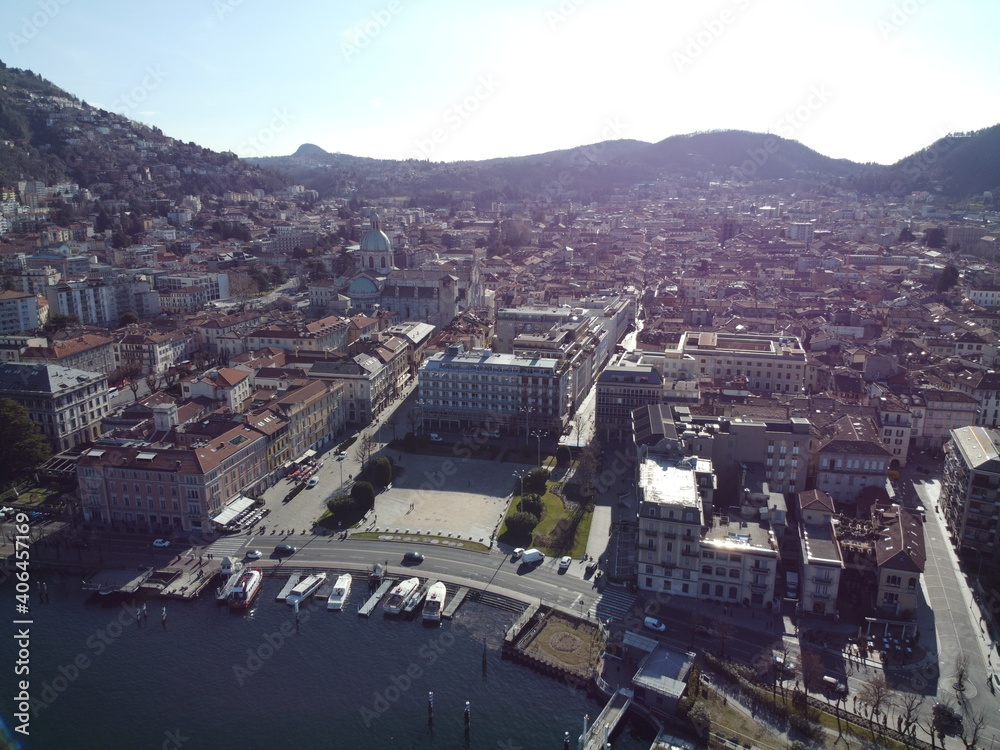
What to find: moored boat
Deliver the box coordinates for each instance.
[327,574,352,610]
[227,568,262,611]
[285,573,327,606]
[422,581,446,622]
[382,577,420,616]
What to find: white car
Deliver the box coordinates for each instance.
[429,433,443,442]
[558,556,572,571]
[644,617,667,632]
[306,476,319,488]
[152,538,170,548]
[245,549,262,560]
[512,547,525,560]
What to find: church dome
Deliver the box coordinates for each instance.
[360,213,391,253]
[348,276,378,294]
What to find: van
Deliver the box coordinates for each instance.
[822,675,847,695]
[520,548,544,565]
[786,571,799,599]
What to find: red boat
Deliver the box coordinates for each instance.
[227,568,262,611]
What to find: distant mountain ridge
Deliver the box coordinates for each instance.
[1,61,997,205]
[0,61,287,201]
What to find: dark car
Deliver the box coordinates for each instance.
[274,544,297,557]
[933,703,962,729]
[403,551,424,564]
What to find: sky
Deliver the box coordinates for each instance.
[2,0,999,166]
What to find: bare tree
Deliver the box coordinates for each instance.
[145,371,161,393]
[163,366,180,387]
[799,647,824,694]
[857,674,895,737]
[406,406,422,436]
[229,272,258,311]
[358,432,375,471]
[898,692,925,739]
[715,620,735,658]
[959,709,986,750]
[119,362,142,401]
[689,610,703,649]
[387,417,397,442]
[954,653,971,691]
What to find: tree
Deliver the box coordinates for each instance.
[924,226,946,248]
[366,456,393,488]
[0,399,51,485]
[857,674,894,736]
[118,312,139,327]
[229,273,259,311]
[145,372,161,393]
[953,652,970,690]
[506,511,540,537]
[959,709,986,750]
[898,227,916,243]
[358,432,376,471]
[524,467,550,494]
[897,692,924,739]
[350,481,375,510]
[519,493,544,517]
[715,620,735,657]
[799,647,824,694]
[119,362,143,401]
[406,407,423,436]
[936,263,960,293]
[44,313,80,333]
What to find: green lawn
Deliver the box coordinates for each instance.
[497,481,593,557]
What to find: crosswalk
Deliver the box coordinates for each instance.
[588,587,636,622]
[208,535,252,557]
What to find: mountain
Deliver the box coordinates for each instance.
[848,125,1000,201]
[0,61,288,201]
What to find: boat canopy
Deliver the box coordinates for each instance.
[211,495,255,526]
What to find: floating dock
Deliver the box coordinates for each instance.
[82,567,153,596]
[275,574,302,602]
[442,586,468,620]
[358,579,392,617]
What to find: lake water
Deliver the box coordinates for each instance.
[1,575,657,750]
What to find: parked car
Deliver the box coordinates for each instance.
[558,556,572,571]
[644,617,667,632]
[152,538,170,548]
[274,544,297,557]
[306,476,319,488]
[429,433,443,442]
[512,547,525,560]
[403,551,424,564]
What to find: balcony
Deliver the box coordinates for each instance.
[662,531,677,539]
[644,529,657,537]
[681,550,698,558]
[750,582,768,593]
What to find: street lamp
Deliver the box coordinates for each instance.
[513,470,525,499]
[531,429,546,468]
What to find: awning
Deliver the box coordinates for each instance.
[303,449,317,459]
[211,495,255,526]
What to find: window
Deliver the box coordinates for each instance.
[715,585,723,597]
[728,586,738,600]
[886,575,901,588]
[702,565,712,575]
[701,583,710,596]
[729,568,740,578]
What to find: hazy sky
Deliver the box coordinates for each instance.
[2,0,998,165]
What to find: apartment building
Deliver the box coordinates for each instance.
[116,329,194,375]
[636,455,712,598]
[677,331,807,394]
[919,389,980,448]
[417,343,570,436]
[0,290,39,334]
[797,490,844,617]
[941,425,1000,563]
[815,415,892,504]
[873,504,925,617]
[0,362,109,451]
[181,367,253,412]
[243,315,350,355]
[596,362,663,442]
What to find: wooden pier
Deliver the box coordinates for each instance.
[275,574,302,602]
[441,586,468,620]
[358,579,392,617]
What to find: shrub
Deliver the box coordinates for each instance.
[325,494,359,523]
[350,481,376,510]
[524,467,550,494]
[555,445,572,466]
[506,511,540,536]
[366,456,393,487]
[519,493,544,517]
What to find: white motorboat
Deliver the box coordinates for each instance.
[327,574,352,610]
[422,581,446,622]
[382,577,420,615]
[285,573,327,606]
